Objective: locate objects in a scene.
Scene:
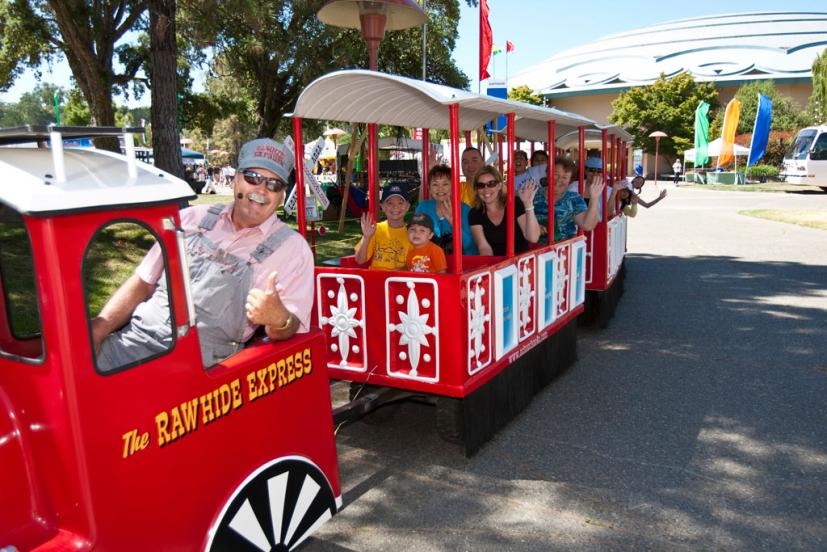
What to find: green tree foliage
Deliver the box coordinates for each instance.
[0,0,147,150]
[180,0,469,138]
[808,49,827,124]
[0,83,62,126]
[609,72,718,156]
[508,85,543,106]
[63,88,91,126]
[709,80,812,138]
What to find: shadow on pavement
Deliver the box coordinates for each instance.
[307,253,827,551]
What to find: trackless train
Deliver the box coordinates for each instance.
[1,70,630,550]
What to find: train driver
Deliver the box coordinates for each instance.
[92,138,314,371]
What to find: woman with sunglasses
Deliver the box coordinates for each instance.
[468,165,540,256]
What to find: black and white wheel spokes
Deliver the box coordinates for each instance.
[210,458,337,552]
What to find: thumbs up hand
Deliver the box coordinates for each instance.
[246,271,289,327]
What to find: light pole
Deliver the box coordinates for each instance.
[317,0,427,71]
[649,130,667,183]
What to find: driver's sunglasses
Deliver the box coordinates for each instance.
[475,178,499,189]
[240,169,286,192]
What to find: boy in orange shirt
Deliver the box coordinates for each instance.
[405,213,447,274]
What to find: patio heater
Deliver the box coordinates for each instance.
[317,0,427,219]
[649,130,667,184]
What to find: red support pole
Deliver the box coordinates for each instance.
[449,104,463,274]
[421,128,430,200]
[368,122,378,221]
[578,126,585,236]
[465,130,472,149]
[497,132,503,175]
[601,128,608,223]
[506,112,516,258]
[292,117,307,238]
[548,120,555,243]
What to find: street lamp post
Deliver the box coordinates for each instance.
[649,130,667,184]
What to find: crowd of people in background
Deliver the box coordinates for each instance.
[183,162,237,195]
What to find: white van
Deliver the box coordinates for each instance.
[781,125,827,191]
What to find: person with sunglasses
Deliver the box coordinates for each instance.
[93,138,314,371]
[468,165,540,256]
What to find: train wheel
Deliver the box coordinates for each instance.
[208,458,337,552]
[435,397,465,444]
[348,382,401,425]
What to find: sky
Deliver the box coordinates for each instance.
[1,1,825,107]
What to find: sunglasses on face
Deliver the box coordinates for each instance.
[475,178,499,189]
[240,169,286,192]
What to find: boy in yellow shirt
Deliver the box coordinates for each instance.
[355,182,412,269]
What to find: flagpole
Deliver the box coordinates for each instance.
[478,2,482,93]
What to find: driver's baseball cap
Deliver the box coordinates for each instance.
[237,138,294,183]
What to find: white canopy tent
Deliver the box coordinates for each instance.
[683,137,749,164]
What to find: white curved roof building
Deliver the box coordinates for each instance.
[510,12,827,123]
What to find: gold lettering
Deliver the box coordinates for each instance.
[286,355,295,383]
[180,398,199,433]
[246,371,258,401]
[277,359,287,387]
[211,389,221,420]
[303,348,312,375]
[256,368,269,399]
[218,384,232,416]
[293,352,303,379]
[200,392,215,424]
[266,363,277,392]
[169,406,185,440]
[230,378,243,409]
[155,412,171,447]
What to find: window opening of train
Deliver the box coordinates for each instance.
[0,205,44,362]
[83,221,175,374]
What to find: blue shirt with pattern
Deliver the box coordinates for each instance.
[554,191,587,241]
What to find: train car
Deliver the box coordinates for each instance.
[0,127,340,551]
[289,70,626,455]
[557,126,633,328]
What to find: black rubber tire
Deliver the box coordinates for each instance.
[435,397,465,444]
[348,382,400,425]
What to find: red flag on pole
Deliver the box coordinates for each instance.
[479,0,493,80]
[506,40,514,52]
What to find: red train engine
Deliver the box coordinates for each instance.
[0,127,340,551]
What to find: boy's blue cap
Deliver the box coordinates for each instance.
[381,182,409,203]
[585,156,603,170]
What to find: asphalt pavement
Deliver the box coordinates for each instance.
[307,184,827,552]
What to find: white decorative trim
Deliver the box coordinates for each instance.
[316,273,366,372]
[585,230,595,285]
[494,264,519,361]
[517,255,536,342]
[555,243,570,318]
[466,272,491,375]
[570,240,587,308]
[537,250,557,329]
[385,277,440,383]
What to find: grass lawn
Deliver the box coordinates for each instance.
[190,194,362,263]
[739,209,827,232]
[681,182,825,193]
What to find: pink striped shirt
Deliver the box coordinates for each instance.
[136,204,314,339]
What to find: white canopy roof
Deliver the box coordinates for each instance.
[0,147,194,215]
[291,70,596,142]
[556,126,635,149]
[683,137,750,163]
